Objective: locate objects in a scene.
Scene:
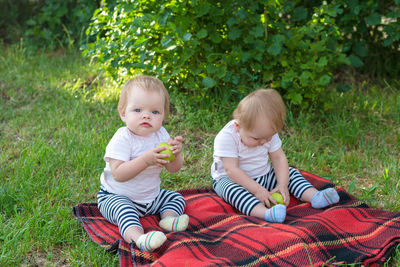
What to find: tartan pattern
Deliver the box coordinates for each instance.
[73,170,400,266]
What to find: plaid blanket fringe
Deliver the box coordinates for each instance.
[73,170,400,266]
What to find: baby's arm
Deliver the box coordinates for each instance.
[165,136,184,173]
[221,157,278,208]
[269,148,290,205]
[109,146,170,182]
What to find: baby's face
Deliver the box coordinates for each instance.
[235,119,276,147]
[120,87,165,137]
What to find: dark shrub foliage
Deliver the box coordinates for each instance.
[334,0,400,79]
[0,0,100,50]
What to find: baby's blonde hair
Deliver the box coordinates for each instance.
[118,75,170,120]
[233,89,286,132]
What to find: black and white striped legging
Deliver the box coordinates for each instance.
[213,167,313,216]
[97,188,185,238]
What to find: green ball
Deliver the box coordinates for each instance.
[157,142,175,162]
[271,192,285,206]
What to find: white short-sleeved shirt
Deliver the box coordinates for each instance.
[211,120,282,181]
[100,126,170,203]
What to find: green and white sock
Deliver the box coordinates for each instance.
[136,231,167,252]
[159,214,189,232]
[264,204,286,223]
[311,188,340,209]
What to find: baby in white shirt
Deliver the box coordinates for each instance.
[97,75,189,252]
[211,89,340,223]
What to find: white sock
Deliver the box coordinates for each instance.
[136,231,167,252]
[264,204,286,223]
[159,214,189,232]
[311,188,340,209]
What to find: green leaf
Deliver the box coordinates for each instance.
[206,64,217,74]
[267,44,282,55]
[386,10,400,19]
[317,57,328,68]
[228,27,241,40]
[210,33,222,43]
[227,17,236,27]
[292,7,307,21]
[281,70,296,87]
[215,66,227,78]
[273,34,285,44]
[338,54,351,65]
[263,72,273,82]
[365,13,381,26]
[134,35,148,46]
[161,36,172,47]
[299,71,312,85]
[348,54,364,68]
[348,0,360,15]
[241,52,251,62]
[159,12,169,26]
[196,29,208,39]
[325,5,342,17]
[319,74,331,86]
[202,77,216,88]
[383,38,394,47]
[251,25,264,38]
[194,2,211,17]
[354,42,368,57]
[288,92,303,105]
[254,40,265,52]
[182,33,192,42]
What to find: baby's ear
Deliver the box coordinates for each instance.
[118,107,126,121]
[234,121,240,131]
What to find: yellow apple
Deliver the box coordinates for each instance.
[157,142,175,162]
[271,192,285,206]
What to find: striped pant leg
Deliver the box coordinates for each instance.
[213,177,261,216]
[260,167,314,199]
[148,189,186,216]
[287,167,313,199]
[97,189,143,238]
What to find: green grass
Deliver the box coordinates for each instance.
[0,45,399,266]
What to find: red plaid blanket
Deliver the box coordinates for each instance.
[73,170,400,266]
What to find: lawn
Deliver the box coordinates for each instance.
[0,45,399,265]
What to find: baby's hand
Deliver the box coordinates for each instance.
[142,147,171,167]
[167,136,183,156]
[254,188,276,208]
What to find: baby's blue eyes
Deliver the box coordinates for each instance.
[133,109,159,114]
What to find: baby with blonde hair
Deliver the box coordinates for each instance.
[212,89,340,222]
[98,75,189,252]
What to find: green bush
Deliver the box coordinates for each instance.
[333,0,400,79]
[0,0,32,44]
[0,0,99,50]
[83,0,348,107]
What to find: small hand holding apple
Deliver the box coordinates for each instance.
[254,188,275,208]
[142,146,171,168]
[157,136,183,163]
[157,142,175,162]
[255,186,289,208]
[270,193,285,206]
[271,184,290,206]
